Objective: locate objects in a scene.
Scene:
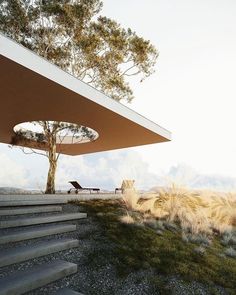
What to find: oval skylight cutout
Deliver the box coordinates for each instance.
[13,121,99,145]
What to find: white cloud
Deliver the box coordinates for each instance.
[56,150,159,191]
[0,153,28,187]
[1,147,236,193]
[165,164,236,192]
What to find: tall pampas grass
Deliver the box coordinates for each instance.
[121,183,236,238]
[122,189,140,211]
[207,193,236,233]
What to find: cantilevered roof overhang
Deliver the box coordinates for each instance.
[0,33,171,156]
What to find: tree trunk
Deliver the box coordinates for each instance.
[45,136,57,194]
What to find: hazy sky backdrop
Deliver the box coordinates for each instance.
[1,0,236,191]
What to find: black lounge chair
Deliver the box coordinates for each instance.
[67,181,100,194]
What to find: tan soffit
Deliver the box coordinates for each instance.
[0,33,171,156]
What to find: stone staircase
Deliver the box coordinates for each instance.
[0,196,86,295]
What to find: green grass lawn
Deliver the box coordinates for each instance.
[72,199,236,294]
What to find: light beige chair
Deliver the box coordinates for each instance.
[115,179,135,194]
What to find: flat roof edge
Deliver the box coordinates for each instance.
[0,33,171,141]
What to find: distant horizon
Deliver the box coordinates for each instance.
[1,162,236,193]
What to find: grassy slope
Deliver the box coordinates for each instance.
[72,199,236,294]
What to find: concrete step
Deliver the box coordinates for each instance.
[0,195,58,201]
[0,212,87,229]
[0,239,79,267]
[56,288,84,295]
[0,260,77,295]
[0,199,67,207]
[0,224,76,244]
[0,205,62,216]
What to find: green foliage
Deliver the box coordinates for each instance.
[10,129,47,146]
[0,0,158,102]
[11,121,96,148]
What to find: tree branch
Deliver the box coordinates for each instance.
[20,146,48,158]
[121,64,136,76]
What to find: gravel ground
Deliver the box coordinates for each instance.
[0,204,230,295]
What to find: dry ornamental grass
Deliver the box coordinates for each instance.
[121,184,236,240]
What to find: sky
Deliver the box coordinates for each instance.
[1,0,236,191]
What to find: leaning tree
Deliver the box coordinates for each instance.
[0,0,158,194]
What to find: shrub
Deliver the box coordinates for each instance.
[224,247,236,258]
[221,232,236,246]
[194,246,206,255]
